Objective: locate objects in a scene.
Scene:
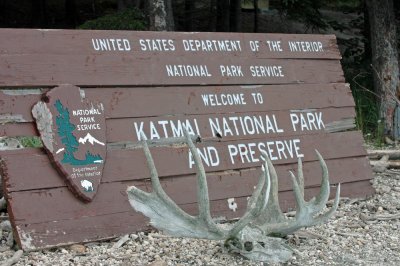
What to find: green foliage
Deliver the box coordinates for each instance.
[351,81,381,142]
[345,62,384,146]
[78,8,146,30]
[277,0,328,31]
[323,0,362,12]
[329,4,383,145]
[18,136,43,148]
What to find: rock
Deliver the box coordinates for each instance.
[0,220,12,231]
[380,185,391,194]
[70,244,86,253]
[146,259,168,266]
[6,232,14,247]
[60,248,68,254]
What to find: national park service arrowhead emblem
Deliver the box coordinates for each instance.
[32,85,106,202]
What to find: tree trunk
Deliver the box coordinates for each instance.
[363,1,371,61]
[132,0,142,9]
[185,0,194,31]
[147,0,168,31]
[91,0,97,16]
[254,0,259,32]
[366,0,400,137]
[118,0,126,11]
[164,0,175,31]
[230,0,242,32]
[216,0,230,32]
[209,0,217,32]
[118,0,134,11]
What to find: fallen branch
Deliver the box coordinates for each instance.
[370,160,400,170]
[368,155,400,172]
[367,150,400,160]
[1,250,23,266]
[360,213,400,222]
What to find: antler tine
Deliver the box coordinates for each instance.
[263,152,279,208]
[289,170,306,210]
[290,150,331,216]
[310,183,341,226]
[255,151,340,236]
[312,150,330,213]
[228,158,270,236]
[297,157,304,198]
[182,127,223,235]
[127,132,196,231]
[140,132,167,197]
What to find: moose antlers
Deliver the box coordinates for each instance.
[127,130,270,240]
[127,129,340,262]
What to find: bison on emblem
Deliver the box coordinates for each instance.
[81,180,94,192]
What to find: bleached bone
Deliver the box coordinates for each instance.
[127,129,270,240]
[252,151,341,237]
[126,128,340,262]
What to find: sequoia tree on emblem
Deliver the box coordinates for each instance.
[32,85,107,202]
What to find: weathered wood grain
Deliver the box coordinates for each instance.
[1,55,343,87]
[0,30,343,86]
[1,131,367,190]
[1,84,354,122]
[0,29,340,59]
[2,146,371,196]
[0,106,355,142]
[106,107,355,142]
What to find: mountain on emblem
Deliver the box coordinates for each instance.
[32,85,107,202]
[79,133,105,146]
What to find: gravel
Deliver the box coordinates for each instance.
[1,169,400,266]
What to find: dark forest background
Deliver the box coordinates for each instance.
[0,0,399,144]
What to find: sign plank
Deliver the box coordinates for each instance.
[2,152,372,196]
[0,29,340,59]
[1,83,354,122]
[2,131,368,192]
[6,158,366,222]
[9,179,373,251]
[0,106,355,140]
[1,56,343,87]
[0,29,343,87]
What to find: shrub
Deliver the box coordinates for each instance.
[78,8,146,30]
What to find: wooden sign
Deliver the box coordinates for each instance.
[0,29,374,251]
[0,29,343,87]
[32,85,106,202]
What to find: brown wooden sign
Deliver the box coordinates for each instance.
[32,85,106,202]
[0,29,373,251]
[0,29,343,87]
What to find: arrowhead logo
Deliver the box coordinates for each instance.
[32,85,107,202]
